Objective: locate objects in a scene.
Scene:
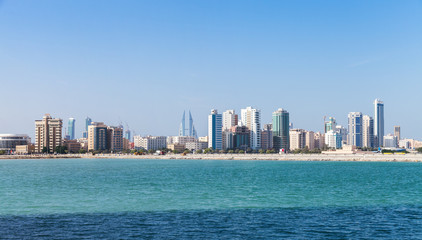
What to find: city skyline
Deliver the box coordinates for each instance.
[1,1,421,139]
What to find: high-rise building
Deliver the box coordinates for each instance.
[324,117,337,133]
[314,132,325,149]
[305,131,315,150]
[107,126,123,152]
[222,110,238,130]
[362,115,374,148]
[83,117,92,138]
[261,124,273,150]
[35,114,63,153]
[374,99,384,147]
[179,111,198,138]
[88,122,108,151]
[124,129,131,141]
[272,108,289,151]
[394,126,401,144]
[208,109,222,150]
[325,130,342,149]
[231,126,250,150]
[348,112,363,147]
[241,106,261,150]
[289,129,306,150]
[335,125,348,146]
[68,118,75,140]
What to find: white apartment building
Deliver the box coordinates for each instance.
[240,106,261,150]
[222,110,238,130]
[134,135,167,150]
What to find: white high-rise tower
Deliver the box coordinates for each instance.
[241,106,261,150]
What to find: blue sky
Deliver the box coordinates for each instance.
[1,0,421,140]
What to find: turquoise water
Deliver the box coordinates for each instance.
[1,159,422,238]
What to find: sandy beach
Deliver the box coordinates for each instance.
[1,153,422,162]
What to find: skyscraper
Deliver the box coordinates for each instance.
[83,117,92,138]
[240,106,261,150]
[179,111,197,138]
[348,112,363,147]
[222,110,238,130]
[374,99,384,147]
[362,115,374,148]
[324,117,337,133]
[208,109,222,150]
[68,118,75,140]
[272,108,289,152]
[35,114,63,153]
[124,129,131,141]
[394,126,400,144]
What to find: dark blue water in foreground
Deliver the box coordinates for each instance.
[2,206,422,239]
[1,159,422,239]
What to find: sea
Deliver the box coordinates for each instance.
[1,158,422,239]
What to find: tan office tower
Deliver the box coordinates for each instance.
[35,114,63,153]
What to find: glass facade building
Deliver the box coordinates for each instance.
[374,99,384,147]
[348,112,363,147]
[0,134,31,151]
[272,108,289,151]
[68,118,75,140]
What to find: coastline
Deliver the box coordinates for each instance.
[1,153,422,162]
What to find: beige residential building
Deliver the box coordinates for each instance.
[35,114,63,153]
[305,131,315,150]
[289,129,306,150]
[168,143,185,152]
[314,132,325,149]
[88,122,108,151]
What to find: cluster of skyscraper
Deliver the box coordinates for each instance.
[5,98,418,155]
[208,107,291,152]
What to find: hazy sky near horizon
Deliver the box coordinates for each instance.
[1,0,422,140]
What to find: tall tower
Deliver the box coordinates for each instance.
[374,99,384,147]
[348,112,363,147]
[208,109,222,150]
[83,117,92,138]
[179,111,186,137]
[272,108,289,152]
[222,110,238,130]
[362,115,374,148]
[179,110,197,138]
[394,126,400,145]
[68,118,75,140]
[35,114,63,153]
[324,117,336,133]
[189,111,198,138]
[241,106,261,150]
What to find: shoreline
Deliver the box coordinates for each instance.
[1,153,422,162]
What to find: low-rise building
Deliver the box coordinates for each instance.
[63,139,81,153]
[15,144,35,154]
[168,143,185,152]
[134,136,167,150]
[186,141,208,151]
[0,134,31,152]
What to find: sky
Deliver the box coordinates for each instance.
[1,0,421,140]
